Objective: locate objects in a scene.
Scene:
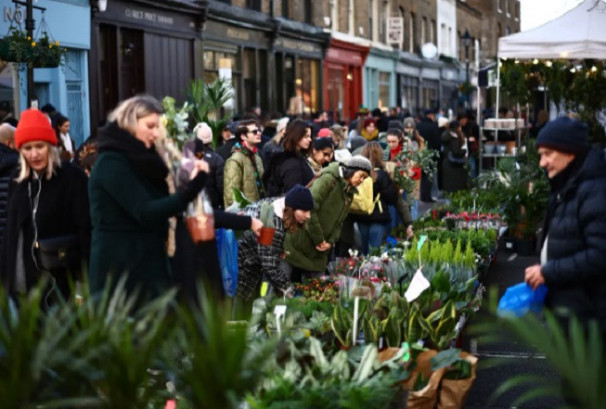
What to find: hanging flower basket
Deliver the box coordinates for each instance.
[0,24,65,68]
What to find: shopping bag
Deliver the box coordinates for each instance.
[497,282,547,317]
[436,352,478,409]
[216,228,239,297]
[404,350,447,409]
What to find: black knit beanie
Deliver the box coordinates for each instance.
[536,116,589,154]
[285,184,314,210]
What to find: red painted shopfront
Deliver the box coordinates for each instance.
[323,38,369,125]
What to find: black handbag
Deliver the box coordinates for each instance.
[35,234,81,272]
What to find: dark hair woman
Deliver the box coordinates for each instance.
[54,115,76,161]
[264,118,315,196]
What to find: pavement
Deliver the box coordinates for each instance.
[417,198,566,409]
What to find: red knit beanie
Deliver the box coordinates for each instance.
[15,109,57,149]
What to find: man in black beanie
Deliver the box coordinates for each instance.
[525,116,606,345]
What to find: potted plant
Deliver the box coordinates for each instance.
[0,26,65,67]
[257,201,276,246]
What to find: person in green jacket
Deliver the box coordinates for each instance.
[283,155,372,281]
[88,95,209,299]
[223,119,265,207]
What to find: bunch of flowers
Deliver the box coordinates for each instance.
[0,26,65,67]
[328,249,364,277]
[443,211,504,230]
[392,147,438,195]
[294,276,338,303]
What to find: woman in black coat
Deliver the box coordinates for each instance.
[351,142,398,254]
[0,109,91,300]
[264,118,314,196]
[441,120,469,193]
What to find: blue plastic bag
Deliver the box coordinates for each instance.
[216,228,239,297]
[497,283,547,317]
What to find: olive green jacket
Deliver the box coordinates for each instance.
[284,162,355,272]
[223,145,265,207]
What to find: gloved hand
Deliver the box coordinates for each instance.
[179,171,207,204]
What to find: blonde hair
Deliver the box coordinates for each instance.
[16,143,61,182]
[0,123,15,147]
[107,94,164,135]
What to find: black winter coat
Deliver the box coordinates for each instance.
[350,169,398,224]
[264,151,315,197]
[0,162,90,297]
[541,149,606,331]
[182,139,225,209]
[0,144,19,247]
[416,117,441,151]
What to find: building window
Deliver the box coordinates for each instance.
[505,0,510,16]
[409,12,415,53]
[247,0,261,11]
[400,75,418,112]
[378,72,390,109]
[304,0,312,24]
[430,19,435,44]
[440,23,447,51]
[282,0,289,18]
[380,0,390,44]
[497,0,503,12]
[421,17,427,45]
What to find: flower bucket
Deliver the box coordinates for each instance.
[186,214,215,243]
[258,227,276,246]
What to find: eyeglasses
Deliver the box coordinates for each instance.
[248,129,260,135]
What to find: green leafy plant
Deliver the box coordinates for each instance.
[473,290,606,408]
[162,96,191,150]
[259,202,275,228]
[188,78,233,149]
[0,26,65,67]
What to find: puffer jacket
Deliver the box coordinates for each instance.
[541,148,606,331]
[223,143,265,207]
[284,162,355,272]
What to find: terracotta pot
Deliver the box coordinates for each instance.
[186,214,215,243]
[258,227,276,246]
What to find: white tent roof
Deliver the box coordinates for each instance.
[498,0,606,59]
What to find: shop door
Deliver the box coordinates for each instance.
[119,28,145,99]
[99,24,118,120]
[327,67,344,123]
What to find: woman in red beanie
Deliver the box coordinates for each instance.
[0,108,91,302]
[88,94,209,300]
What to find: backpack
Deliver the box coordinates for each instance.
[349,175,381,215]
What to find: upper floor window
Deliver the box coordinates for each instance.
[421,17,427,45]
[330,0,339,31]
[409,13,415,53]
[282,0,289,18]
[430,19,435,44]
[304,0,312,24]
[497,0,503,12]
[247,0,261,12]
[514,1,520,20]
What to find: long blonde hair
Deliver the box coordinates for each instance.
[16,143,61,182]
[108,94,164,135]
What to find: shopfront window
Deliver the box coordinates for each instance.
[421,79,439,110]
[203,50,240,112]
[400,75,417,113]
[378,71,390,110]
[327,67,344,122]
[297,58,320,114]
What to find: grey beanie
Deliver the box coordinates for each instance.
[344,155,372,174]
[403,117,416,130]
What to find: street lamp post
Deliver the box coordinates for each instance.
[462,29,472,109]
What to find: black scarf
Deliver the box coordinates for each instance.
[97,121,169,195]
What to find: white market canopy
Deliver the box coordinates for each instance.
[498,0,606,60]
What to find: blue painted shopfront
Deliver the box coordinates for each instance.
[1,0,91,146]
[363,46,397,111]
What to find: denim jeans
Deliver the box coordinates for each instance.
[357,222,386,255]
